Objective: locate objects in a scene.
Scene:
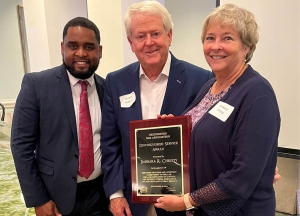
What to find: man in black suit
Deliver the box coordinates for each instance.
[11,17,110,216]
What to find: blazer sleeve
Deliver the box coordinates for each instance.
[101,74,126,197]
[10,74,50,207]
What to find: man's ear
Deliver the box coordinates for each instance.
[167,29,173,46]
[127,37,135,52]
[61,42,64,55]
[127,36,133,45]
[99,45,103,59]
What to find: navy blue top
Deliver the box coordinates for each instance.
[183,65,280,216]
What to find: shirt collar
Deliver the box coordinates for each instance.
[139,52,171,78]
[67,70,95,87]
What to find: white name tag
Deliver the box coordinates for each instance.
[119,91,136,108]
[208,101,234,122]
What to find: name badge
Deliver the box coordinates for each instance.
[208,101,234,122]
[119,91,136,108]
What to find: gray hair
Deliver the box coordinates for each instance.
[201,4,259,63]
[124,1,173,39]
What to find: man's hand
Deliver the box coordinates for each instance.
[110,197,132,216]
[35,200,61,216]
[157,114,174,119]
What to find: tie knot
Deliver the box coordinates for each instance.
[78,80,89,91]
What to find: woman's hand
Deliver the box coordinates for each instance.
[157,114,174,119]
[273,166,281,184]
[154,195,186,212]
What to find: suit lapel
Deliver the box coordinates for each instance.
[160,54,186,115]
[128,63,143,120]
[55,65,78,144]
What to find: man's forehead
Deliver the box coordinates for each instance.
[64,27,97,42]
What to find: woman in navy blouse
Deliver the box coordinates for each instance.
[155,3,280,215]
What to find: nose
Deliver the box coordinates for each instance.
[75,47,87,57]
[145,34,154,46]
[211,39,222,50]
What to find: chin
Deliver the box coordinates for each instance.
[64,64,96,79]
[209,66,222,73]
[73,71,94,79]
[208,63,225,72]
[146,59,161,65]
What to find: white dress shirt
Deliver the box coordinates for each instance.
[110,53,171,208]
[140,53,171,120]
[67,71,102,183]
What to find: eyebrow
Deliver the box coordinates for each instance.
[67,41,96,46]
[84,42,96,46]
[205,31,235,36]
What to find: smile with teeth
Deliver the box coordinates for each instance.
[211,56,225,59]
[146,50,158,55]
[75,61,88,65]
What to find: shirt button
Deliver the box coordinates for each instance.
[72,177,76,181]
[74,154,78,159]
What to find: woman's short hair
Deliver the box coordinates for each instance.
[124,1,173,39]
[201,4,259,63]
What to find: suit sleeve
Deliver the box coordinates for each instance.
[10,74,50,207]
[101,74,125,197]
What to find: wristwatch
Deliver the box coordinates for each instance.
[183,193,197,210]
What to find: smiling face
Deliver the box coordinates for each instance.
[61,26,102,79]
[203,21,249,75]
[128,15,172,72]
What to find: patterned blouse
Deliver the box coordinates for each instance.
[185,85,231,129]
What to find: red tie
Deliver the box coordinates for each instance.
[78,80,94,179]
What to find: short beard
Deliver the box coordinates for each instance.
[63,61,99,80]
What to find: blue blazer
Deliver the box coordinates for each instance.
[10,64,105,215]
[101,53,212,215]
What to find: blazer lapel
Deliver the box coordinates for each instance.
[128,63,143,120]
[160,54,186,115]
[55,65,78,144]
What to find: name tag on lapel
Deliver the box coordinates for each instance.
[208,101,234,122]
[119,91,136,108]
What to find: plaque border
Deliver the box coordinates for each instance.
[130,116,191,203]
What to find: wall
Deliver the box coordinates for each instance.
[23,0,87,72]
[87,0,124,77]
[44,0,87,68]
[221,0,300,150]
[0,0,24,100]
[22,0,50,72]
[166,0,215,70]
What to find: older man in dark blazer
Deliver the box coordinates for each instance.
[100,2,213,216]
[11,17,110,216]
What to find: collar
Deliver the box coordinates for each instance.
[67,70,95,87]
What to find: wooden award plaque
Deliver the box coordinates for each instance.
[130,116,191,203]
